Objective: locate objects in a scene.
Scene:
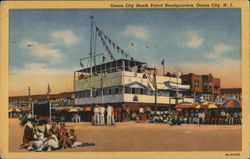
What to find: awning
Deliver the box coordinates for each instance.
[164,81,190,90]
[175,102,196,109]
[196,102,218,109]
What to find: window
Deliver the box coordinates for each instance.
[132,88,136,94]
[108,88,112,95]
[75,92,80,98]
[125,87,131,94]
[115,87,120,94]
[92,91,96,97]
[204,82,208,89]
[195,81,199,88]
[140,88,144,95]
[81,92,85,98]
[85,91,90,97]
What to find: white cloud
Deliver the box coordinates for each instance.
[20,40,63,63]
[121,25,150,39]
[10,62,79,95]
[11,62,77,76]
[206,43,233,59]
[49,30,80,47]
[185,31,203,48]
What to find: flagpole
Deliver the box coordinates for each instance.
[47,83,51,124]
[163,62,165,76]
[162,58,165,76]
[90,16,94,108]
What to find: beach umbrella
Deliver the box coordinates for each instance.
[83,106,92,111]
[69,107,83,112]
[21,107,32,111]
[196,102,217,109]
[175,102,196,109]
[220,99,241,109]
[57,107,71,111]
[69,108,78,112]
[8,108,21,113]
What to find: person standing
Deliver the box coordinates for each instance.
[111,105,115,125]
[198,111,203,125]
[106,105,112,125]
[94,105,100,125]
[201,111,205,124]
[139,106,144,122]
[121,104,126,122]
[99,105,106,126]
[125,106,130,121]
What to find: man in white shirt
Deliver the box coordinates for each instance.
[99,106,106,126]
[106,105,112,125]
[94,105,100,125]
[40,129,59,152]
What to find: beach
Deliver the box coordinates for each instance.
[9,118,241,152]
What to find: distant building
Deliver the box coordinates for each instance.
[9,92,73,107]
[181,73,220,102]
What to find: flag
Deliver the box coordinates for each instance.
[121,50,124,55]
[102,56,106,63]
[117,46,120,52]
[161,59,165,65]
[125,53,128,58]
[98,30,102,37]
[108,38,112,44]
[112,42,116,49]
[105,45,109,51]
[47,83,51,94]
[80,61,84,67]
[104,35,108,40]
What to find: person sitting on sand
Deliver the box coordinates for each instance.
[58,129,95,148]
[38,129,59,152]
[58,122,68,149]
[19,119,35,149]
[26,128,45,151]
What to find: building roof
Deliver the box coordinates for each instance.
[75,58,153,73]
[9,92,72,102]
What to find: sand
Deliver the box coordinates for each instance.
[9,118,241,152]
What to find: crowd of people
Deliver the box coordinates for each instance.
[93,105,115,125]
[91,105,241,126]
[149,109,242,125]
[19,119,95,152]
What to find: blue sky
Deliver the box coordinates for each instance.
[9,9,241,95]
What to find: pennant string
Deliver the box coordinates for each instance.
[95,24,137,61]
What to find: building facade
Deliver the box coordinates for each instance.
[181,73,221,102]
[74,59,193,110]
[220,88,241,100]
[9,92,73,107]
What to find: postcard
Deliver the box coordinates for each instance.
[0,0,249,159]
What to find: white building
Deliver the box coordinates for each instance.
[73,59,193,110]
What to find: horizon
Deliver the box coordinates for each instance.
[9,9,241,96]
